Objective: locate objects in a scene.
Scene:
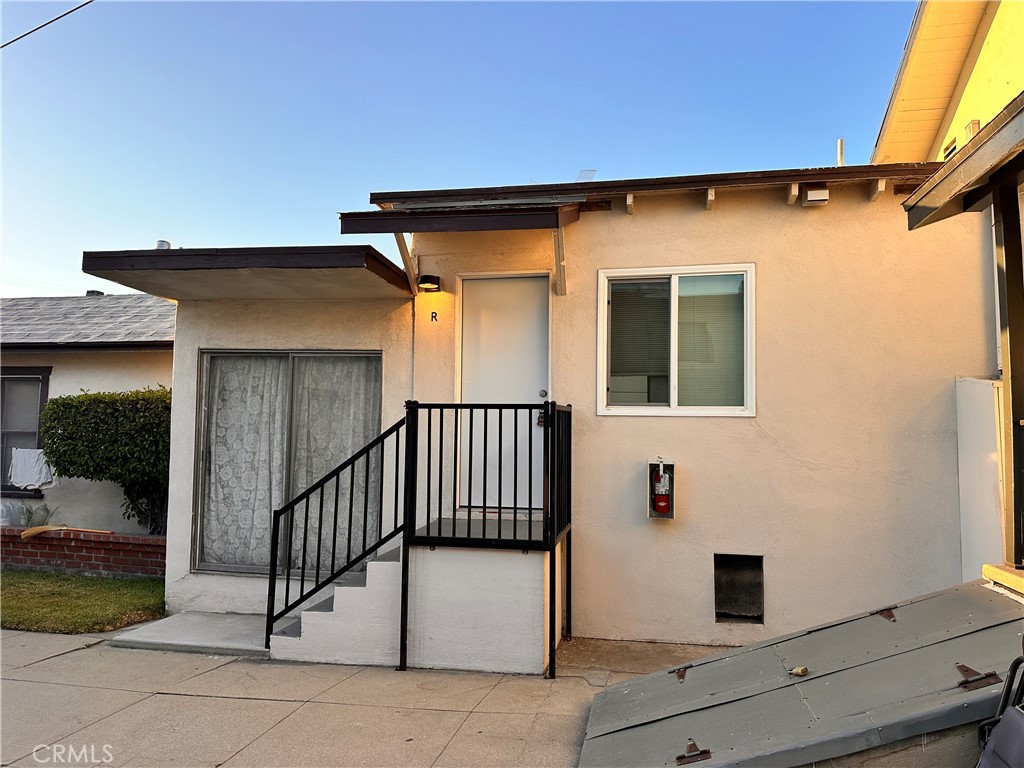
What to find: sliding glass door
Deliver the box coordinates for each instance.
[197,352,382,572]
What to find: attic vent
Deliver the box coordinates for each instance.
[85,290,104,296]
[943,139,957,161]
[714,554,764,624]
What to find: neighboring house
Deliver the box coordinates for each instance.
[872,0,1024,585]
[1,292,175,534]
[84,159,993,674]
[872,0,1023,166]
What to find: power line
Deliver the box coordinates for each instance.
[1,0,95,50]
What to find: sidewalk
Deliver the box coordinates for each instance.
[1,630,725,767]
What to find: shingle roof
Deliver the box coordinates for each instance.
[0,293,175,348]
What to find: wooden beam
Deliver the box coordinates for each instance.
[993,184,1024,566]
[906,91,1024,229]
[867,179,887,201]
[964,153,1024,211]
[553,228,567,296]
[393,233,417,294]
[625,193,634,215]
[705,188,716,210]
[787,183,799,205]
[340,205,581,234]
[894,183,922,196]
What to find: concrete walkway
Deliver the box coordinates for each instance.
[1,629,725,767]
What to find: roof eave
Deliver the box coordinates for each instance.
[339,205,581,235]
[904,90,1024,230]
[81,245,412,301]
[367,164,942,208]
[870,1,928,164]
[2,341,175,352]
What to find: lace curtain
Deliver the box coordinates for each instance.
[201,353,382,570]
[201,355,289,567]
[289,355,382,571]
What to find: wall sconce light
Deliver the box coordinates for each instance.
[417,274,441,292]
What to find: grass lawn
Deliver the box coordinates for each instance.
[1,570,165,634]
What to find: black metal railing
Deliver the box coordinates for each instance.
[265,400,573,674]
[404,402,557,549]
[264,417,406,646]
[546,402,572,678]
[549,404,572,544]
[399,401,572,676]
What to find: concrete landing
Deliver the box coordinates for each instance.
[110,612,269,658]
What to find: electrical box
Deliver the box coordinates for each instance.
[648,458,675,519]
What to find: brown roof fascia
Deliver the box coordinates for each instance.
[368,163,943,207]
[82,245,411,295]
[339,205,581,234]
[83,245,382,270]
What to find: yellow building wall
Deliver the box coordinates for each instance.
[932,0,1024,160]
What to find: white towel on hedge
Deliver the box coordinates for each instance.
[9,448,54,490]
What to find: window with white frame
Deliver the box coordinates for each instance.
[1,367,51,495]
[597,265,755,416]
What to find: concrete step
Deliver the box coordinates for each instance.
[112,612,270,658]
[306,594,334,612]
[271,551,402,666]
[335,569,367,588]
[273,618,302,639]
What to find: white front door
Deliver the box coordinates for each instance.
[461,276,549,510]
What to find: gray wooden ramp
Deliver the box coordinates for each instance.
[580,581,1024,768]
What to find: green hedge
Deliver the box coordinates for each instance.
[40,388,171,534]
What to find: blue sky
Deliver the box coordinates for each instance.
[1,1,916,297]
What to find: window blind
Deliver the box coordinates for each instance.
[1,377,43,487]
[609,279,670,377]
[1,379,42,433]
[608,279,671,405]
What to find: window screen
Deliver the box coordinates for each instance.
[678,274,745,407]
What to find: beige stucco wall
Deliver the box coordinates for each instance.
[2,349,172,533]
[164,299,412,614]
[411,184,995,647]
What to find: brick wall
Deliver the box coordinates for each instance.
[1,527,165,578]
